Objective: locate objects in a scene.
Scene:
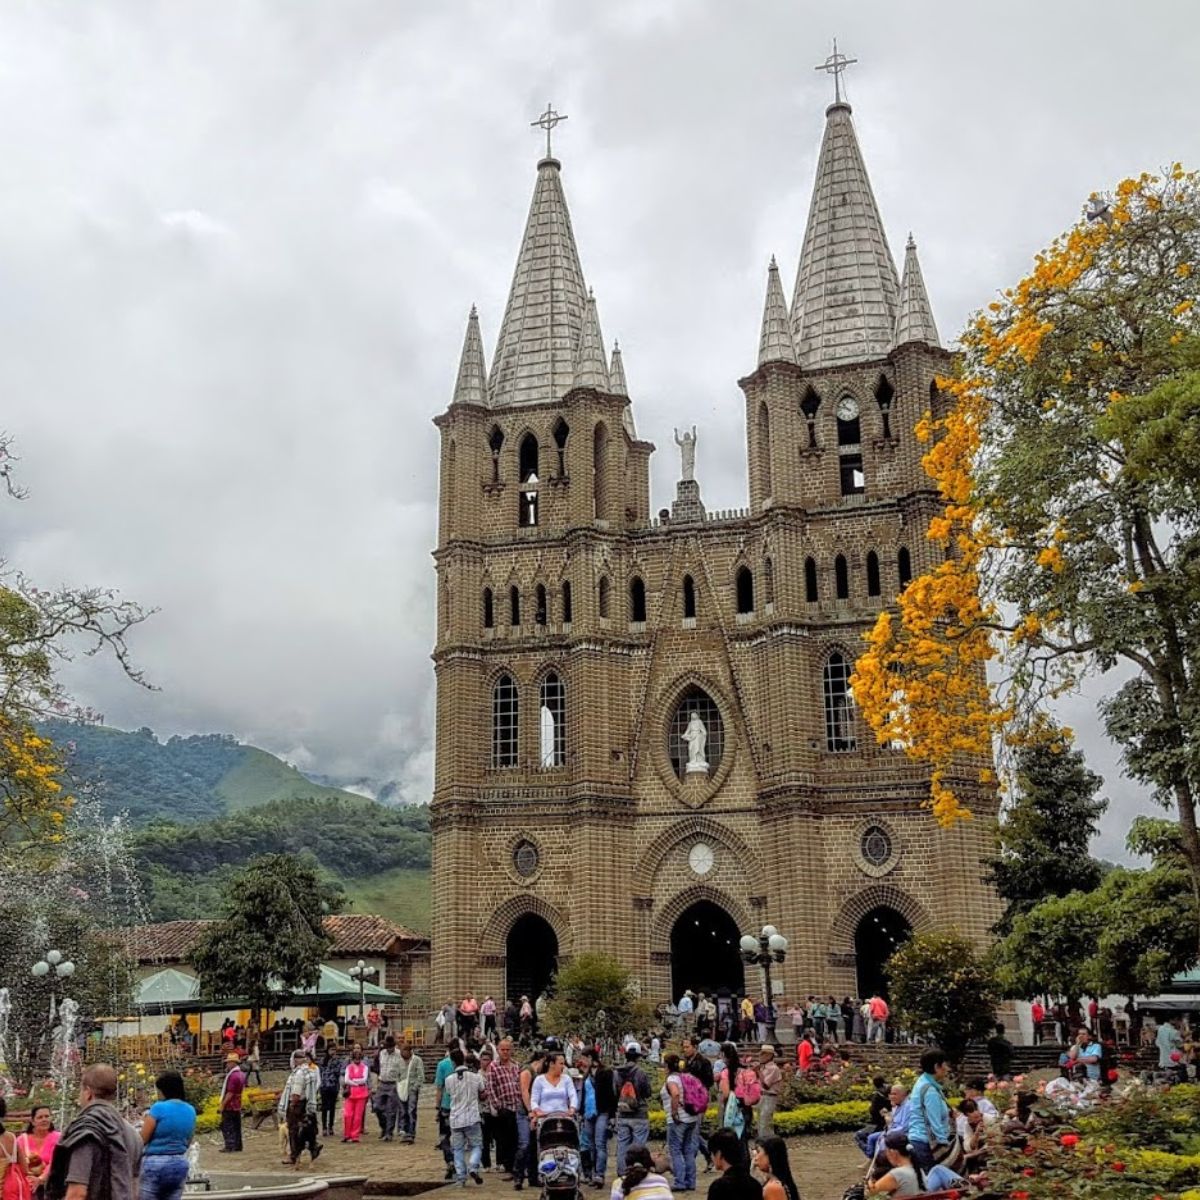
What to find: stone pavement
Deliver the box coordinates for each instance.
[195,1102,863,1200]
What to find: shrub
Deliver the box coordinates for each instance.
[193,1095,222,1135]
[647,1099,869,1138]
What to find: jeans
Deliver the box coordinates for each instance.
[615,1118,649,1175]
[139,1155,190,1200]
[867,1018,886,1043]
[757,1095,778,1140]
[909,1139,936,1173]
[220,1110,243,1151]
[583,1112,609,1182]
[377,1081,399,1137]
[666,1121,699,1191]
[451,1122,483,1183]
[398,1091,420,1140]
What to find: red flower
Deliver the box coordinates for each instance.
[1112,1162,1126,1172]
[1107,1069,1119,1082]
[1011,1192,1031,1200]
[1022,1167,1036,1176]
[1060,1133,1080,1147]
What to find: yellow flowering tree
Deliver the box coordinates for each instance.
[851,167,1200,916]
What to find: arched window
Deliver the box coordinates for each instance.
[539,671,566,768]
[682,574,696,620]
[561,580,573,624]
[492,674,519,768]
[805,557,819,603]
[483,587,494,629]
[510,585,521,627]
[535,584,547,626]
[823,653,856,752]
[898,546,912,588]
[764,557,775,606]
[866,551,881,598]
[835,555,849,600]
[736,566,755,615]
[875,375,895,440]
[836,395,865,496]
[758,402,772,498]
[518,433,539,527]
[630,576,647,623]
[598,575,610,619]
[488,425,504,484]
[553,418,570,477]
[801,387,821,449]
[593,423,609,521]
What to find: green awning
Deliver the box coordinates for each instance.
[133,965,400,1013]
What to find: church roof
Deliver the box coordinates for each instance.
[609,341,628,397]
[452,305,488,405]
[892,234,941,350]
[758,256,798,366]
[573,289,610,391]
[488,157,590,407]
[790,102,900,368]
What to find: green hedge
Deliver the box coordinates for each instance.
[1127,1149,1200,1190]
[647,1100,870,1138]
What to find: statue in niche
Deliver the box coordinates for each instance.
[682,710,708,773]
[673,426,697,481]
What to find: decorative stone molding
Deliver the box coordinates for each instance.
[854,818,901,879]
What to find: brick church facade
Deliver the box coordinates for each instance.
[430,89,1000,1006]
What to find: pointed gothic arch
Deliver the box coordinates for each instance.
[445,439,457,537]
[592,421,610,522]
[822,647,857,752]
[598,574,610,619]
[482,586,494,629]
[552,417,570,477]
[898,546,912,588]
[629,575,647,623]
[488,424,505,484]
[538,668,566,768]
[874,374,895,439]
[866,550,881,598]
[801,386,821,448]
[682,574,697,620]
[735,565,755,615]
[491,672,519,768]
[509,584,521,627]
[757,401,772,499]
[805,557,819,603]
[835,554,850,600]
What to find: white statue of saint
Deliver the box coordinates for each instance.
[682,710,708,773]
[673,426,697,482]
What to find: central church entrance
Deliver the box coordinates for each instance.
[670,900,745,1000]
[506,913,558,1003]
[854,905,913,999]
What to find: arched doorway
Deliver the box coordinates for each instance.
[506,913,559,1004]
[670,900,745,1000]
[854,905,913,999]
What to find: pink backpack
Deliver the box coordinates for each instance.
[680,1072,709,1116]
[734,1067,762,1107]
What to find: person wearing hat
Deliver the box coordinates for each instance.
[756,1047,782,1140]
[613,1046,651,1176]
[218,1053,245,1153]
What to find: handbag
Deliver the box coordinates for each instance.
[918,1083,963,1169]
[722,1090,744,1137]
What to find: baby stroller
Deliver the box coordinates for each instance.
[537,1115,582,1200]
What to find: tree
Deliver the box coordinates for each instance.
[886,931,998,1066]
[540,952,655,1042]
[850,165,1200,921]
[984,722,1108,933]
[991,818,1199,1000]
[192,854,335,1017]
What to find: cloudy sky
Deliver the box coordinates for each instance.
[0,1,1195,854]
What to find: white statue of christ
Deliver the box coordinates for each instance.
[683,710,708,773]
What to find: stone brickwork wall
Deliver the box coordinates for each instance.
[429,340,1002,1004]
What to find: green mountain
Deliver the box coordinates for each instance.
[41,720,433,932]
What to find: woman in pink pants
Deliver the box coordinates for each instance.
[342,1046,371,1143]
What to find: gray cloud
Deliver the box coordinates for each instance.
[0,1,1194,835]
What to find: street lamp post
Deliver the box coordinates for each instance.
[740,925,788,1036]
[31,949,76,1016]
[349,959,377,1024]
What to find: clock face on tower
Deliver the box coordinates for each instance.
[688,842,715,877]
[835,395,860,422]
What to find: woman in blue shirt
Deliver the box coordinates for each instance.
[140,1071,197,1200]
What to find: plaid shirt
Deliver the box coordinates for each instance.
[485,1059,522,1111]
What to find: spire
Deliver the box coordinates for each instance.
[758,256,798,366]
[892,234,941,350]
[573,289,610,391]
[488,157,589,407]
[452,305,488,405]
[609,341,628,396]
[790,101,900,368]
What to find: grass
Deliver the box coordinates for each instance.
[217,746,368,812]
[339,866,431,933]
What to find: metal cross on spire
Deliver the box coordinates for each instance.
[531,103,568,159]
[814,39,858,104]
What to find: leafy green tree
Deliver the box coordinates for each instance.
[541,952,656,1042]
[886,931,998,1066]
[985,724,1108,933]
[192,854,335,1018]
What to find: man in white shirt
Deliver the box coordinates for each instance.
[445,1049,485,1187]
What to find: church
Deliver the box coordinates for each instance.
[429,65,1000,1008]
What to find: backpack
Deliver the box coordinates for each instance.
[734,1066,762,1107]
[679,1072,709,1117]
[617,1069,641,1115]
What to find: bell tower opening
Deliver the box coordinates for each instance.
[669,900,745,999]
[854,905,913,1000]
[506,912,559,1004]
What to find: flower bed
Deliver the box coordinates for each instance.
[647,1099,869,1138]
